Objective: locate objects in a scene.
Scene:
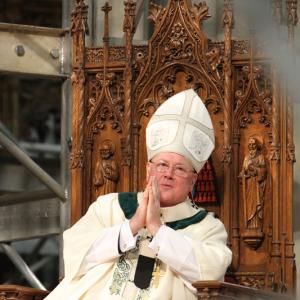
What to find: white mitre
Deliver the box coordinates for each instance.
[146,89,215,173]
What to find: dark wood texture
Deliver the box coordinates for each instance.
[0,285,49,300]
[193,281,294,300]
[69,0,297,297]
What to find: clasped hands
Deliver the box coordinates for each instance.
[129,176,162,236]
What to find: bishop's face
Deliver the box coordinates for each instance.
[146,152,198,207]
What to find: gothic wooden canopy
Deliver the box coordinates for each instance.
[69,0,297,296]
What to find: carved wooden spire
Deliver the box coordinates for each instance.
[272,0,283,24]
[122,0,137,190]
[71,0,89,66]
[286,0,297,166]
[123,0,136,35]
[285,0,297,162]
[222,0,234,164]
[70,0,89,222]
[286,0,298,42]
[101,2,112,70]
[221,0,234,265]
[222,0,234,29]
[71,0,89,35]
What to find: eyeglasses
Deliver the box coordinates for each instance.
[150,160,195,178]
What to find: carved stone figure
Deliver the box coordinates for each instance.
[93,140,119,195]
[240,137,267,230]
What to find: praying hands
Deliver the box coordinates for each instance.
[129,176,162,236]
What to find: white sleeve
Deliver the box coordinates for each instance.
[148,225,200,282]
[119,219,138,253]
[78,220,137,275]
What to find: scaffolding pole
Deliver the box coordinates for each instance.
[0,189,55,207]
[0,131,66,202]
[0,243,46,290]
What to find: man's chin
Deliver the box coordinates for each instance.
[159,195,173,207]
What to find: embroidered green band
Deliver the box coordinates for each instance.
[165,210,208,230]
[118,192,138,219]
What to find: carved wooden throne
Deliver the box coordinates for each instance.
[70,0,296,297]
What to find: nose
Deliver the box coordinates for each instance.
[164,166,175,178]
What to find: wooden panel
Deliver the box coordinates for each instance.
[193,281,293,300]
[0,285,49,300]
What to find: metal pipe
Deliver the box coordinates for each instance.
[0,131,66,202]
[60,79,71,229]
[30,256,54,273]
[135,0,146,28]
[62,0,72,29]
[27,238,48,264]
[0,121,19,145]
[19,141,61,154]
[0,243,46,290]
[60,0,72,278]
[0,189,55,207]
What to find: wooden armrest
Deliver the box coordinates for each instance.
[0,285,49,300]
[192,280,293,300]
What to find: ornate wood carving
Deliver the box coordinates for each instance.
[221,0,234,263]
[85,46,127,64]
[0,285,48,300]
[93,139,119,196]
[148,3,166,26]
[70,0,89,221]
[70,0,89,67]
[286,0,298,41]
[193,280,293,300]
[69,0,296,296]
[87,72,124,135]
[272,0,283,24]
[284,0,297,292]
[122,0,136,190]
[239,136,267,249]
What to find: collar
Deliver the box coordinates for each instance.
[119,192,207,230]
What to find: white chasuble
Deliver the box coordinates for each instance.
[45,192,232,300]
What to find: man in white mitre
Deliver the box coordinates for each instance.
[45,89,232,300]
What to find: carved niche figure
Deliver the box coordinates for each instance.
[239,137,267,249]
[93,139,119,195]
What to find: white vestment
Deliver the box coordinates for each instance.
[45,192,232,300]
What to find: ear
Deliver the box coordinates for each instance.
[191,173,198,189]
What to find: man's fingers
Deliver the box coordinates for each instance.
[142,184,150,205]
[148,177,155,205]
[146,177,162,236]
[151,176,160,206]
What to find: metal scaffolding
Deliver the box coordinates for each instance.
[0,0,72,289]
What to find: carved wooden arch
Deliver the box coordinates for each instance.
[132,1,223,96]
[131,1,226,192]
[82,71,125,212]
[135,63,223,109]
[86,72,125,132]
[229,60,277,281]
[132,63,224,196]
[142,0,211,61]
[233,63,272,131]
